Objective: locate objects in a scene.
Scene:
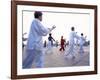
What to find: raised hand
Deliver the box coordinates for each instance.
[48,25,56,32]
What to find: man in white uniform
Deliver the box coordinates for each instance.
[23,11,56,68]
[65,27,79,59]
[79,33,86,55]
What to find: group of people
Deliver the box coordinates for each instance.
[23,11,86,69]
[64,27,86,59]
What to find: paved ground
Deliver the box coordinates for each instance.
[22,46,90,68]
[43,46,89,68]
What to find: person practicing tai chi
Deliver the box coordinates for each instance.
[44,40,47,48]
[55,40,59,47]
[79,33,86,55]
[46,33,55,54]
[59,36,65,51]
[23,11,56,68]
[65,27,79,59]
[48,33,55,47]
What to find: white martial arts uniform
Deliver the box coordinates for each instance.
[46,41,52,54]
[65,31,79,58]
[23,19,51,68]
[48,41,52,49]
[79,36,85,55]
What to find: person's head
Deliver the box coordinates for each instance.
[34,11,42,21]
[49,33,52,36]
[61,36,63,39]
[81,33,83,36]
[71,27,75,31]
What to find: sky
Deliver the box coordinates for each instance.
[23,11,90,43]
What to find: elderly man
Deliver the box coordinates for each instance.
[23,11,56,68]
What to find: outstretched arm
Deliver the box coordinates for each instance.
[74,32,80,40]
[52,37,55,42]
[48,25,56,32]
[33,20,56,36]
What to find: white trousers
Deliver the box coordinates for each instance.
[23,49,44,68]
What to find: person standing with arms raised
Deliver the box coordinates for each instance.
[23,11,56,68]
[65,27,79,59]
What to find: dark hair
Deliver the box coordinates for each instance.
[61,36,63,38]
[49,33,52,36]
[81,33,83,36]
[34,11,42,18]
[71,27,75,31]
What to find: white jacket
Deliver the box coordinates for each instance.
[69,31,79,45]
[80,36,85,46]
[26,19,50,50]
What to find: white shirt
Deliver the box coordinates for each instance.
[69,31,79,45]
[80,36,85,46]
[26,19,50,50]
